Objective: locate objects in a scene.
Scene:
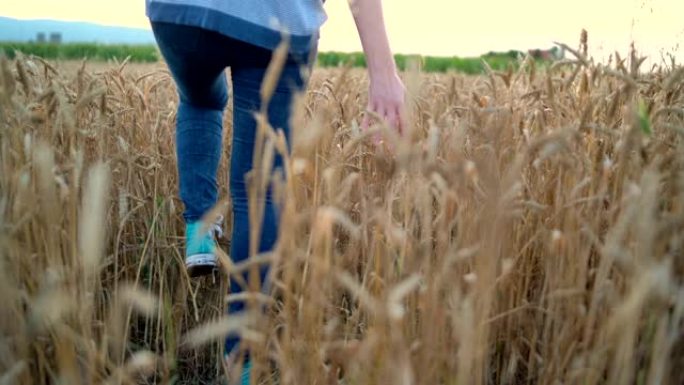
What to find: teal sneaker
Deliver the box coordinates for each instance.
[240,360,251,385]
[224,352,252,385]
[185,216,222,277]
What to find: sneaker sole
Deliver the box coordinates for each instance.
[187,264,217,278]
[186,253,218,278]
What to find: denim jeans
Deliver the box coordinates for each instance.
[151,22,312,355]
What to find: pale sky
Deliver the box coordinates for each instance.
[3,0,683,63]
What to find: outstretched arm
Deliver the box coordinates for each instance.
[348,0,405,133]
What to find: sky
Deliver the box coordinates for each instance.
[3,0,683,63]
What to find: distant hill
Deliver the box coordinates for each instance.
[0,16,155,44]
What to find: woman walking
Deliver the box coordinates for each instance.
[145,0,405,382]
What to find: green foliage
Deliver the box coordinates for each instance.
[637,98,652,136]
[0,42,547,75]
[316,51,367,68]
[0,42,159,62]
[317,50,534,74]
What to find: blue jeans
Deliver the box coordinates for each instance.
[151,22,312,355]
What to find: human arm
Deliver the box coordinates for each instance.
[348,0,405,133]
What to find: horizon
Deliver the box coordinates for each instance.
[1,0,683,63]
[0,16,564,59]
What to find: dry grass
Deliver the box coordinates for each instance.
[1,38,683,385]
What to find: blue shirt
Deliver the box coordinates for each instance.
[146,0,327,53]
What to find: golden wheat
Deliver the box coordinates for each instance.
[0,38,683,385]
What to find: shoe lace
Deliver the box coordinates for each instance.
[211,215,224,239]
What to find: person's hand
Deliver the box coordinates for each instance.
[348,0,405,141]
[362,68,406,138]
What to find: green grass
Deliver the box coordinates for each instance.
[0,42,159,63]
[0,42,548,74]
[318,50,534,74]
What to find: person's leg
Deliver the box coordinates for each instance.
[225,46,311,356]
[152,22,228,222]
[151,22,229,275]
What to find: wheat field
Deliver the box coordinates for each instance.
[1,36,683,385]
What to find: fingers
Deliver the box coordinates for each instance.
[366,103,401,128]
[361,110,371,131]
[362,100,377,131]
[365,72,406,140]
[397,103,407,134]
[385,107,401,135]
[377,105,390,145]
[363,99,404,149]
[361,104,380,144]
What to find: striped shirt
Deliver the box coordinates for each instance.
[146,0,327,53]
